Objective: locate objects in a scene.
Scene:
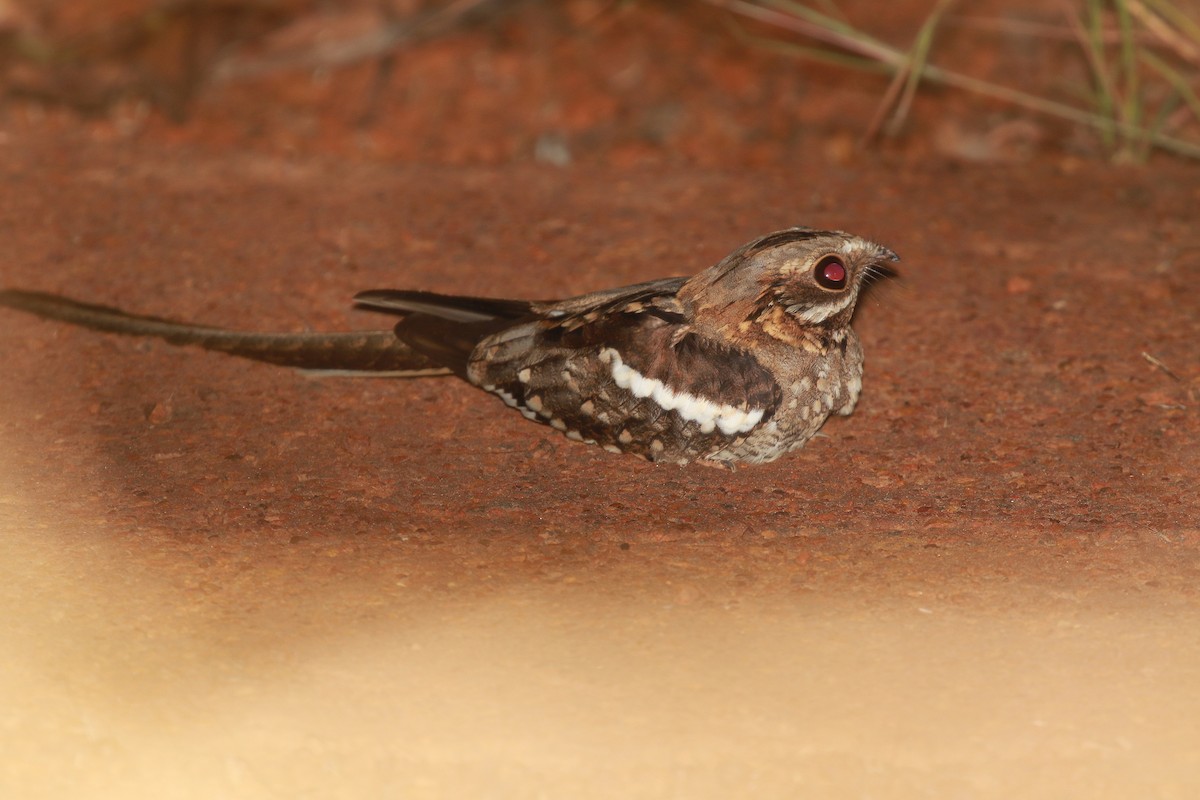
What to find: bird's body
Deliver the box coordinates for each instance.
[0,227,896,466]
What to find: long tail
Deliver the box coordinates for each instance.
[0,289,450,374]
[353,289,537,380]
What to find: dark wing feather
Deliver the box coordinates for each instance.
[467,281,782,463]
[354,290,533,322]
[391,313,519,380]
[633,331,781,415]
[529,278,688,324]
[354,289,543,378]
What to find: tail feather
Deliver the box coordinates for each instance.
[0,289,448,374]
[354,289,533,323]
[355,289,540,379]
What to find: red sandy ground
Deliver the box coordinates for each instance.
[1,2,1199,797]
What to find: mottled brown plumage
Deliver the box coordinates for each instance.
[0,227,897,466]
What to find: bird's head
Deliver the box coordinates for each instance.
[681,227,898,338]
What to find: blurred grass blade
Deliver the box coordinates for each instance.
[889,0,954,134]
[862,0,954,141]
[708,0,1200,160]
[706,0,898,63]
[732,29,892,72]
[1078,0,1118,148]
[1142,49,1200,122]
[1115,0,1142,141]
[1138,87,1181,159]
[1138,0,1200,58]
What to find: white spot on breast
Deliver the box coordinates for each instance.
[550,418,567,431]
[580,400,595,416]
[618,429,633,445]
[601,347,765,436]
[839,372,863,415]
[518,368,532,383]
[526,395,544,412]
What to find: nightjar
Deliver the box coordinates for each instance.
[0,227,897,466]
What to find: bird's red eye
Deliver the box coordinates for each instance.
[815,256,847,290]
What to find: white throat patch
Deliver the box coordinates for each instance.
[599,348,764,435]
[789,291,856,324]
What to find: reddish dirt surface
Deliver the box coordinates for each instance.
[2,2,1200,797]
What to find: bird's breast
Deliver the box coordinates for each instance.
[708,328,863,464]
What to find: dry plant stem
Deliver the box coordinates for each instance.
[1115,0,1142,136]
[966,4,1199,126]
[706,0,1200,159]
[1139,0,1200,57]
[725,21,891,73]
[888,0,954,135]
[1069,0,1199,159]
[862,56,914,143]
[861,0,952,143]
[1125,0,1200,135]
[919,62,1200,158]
[1142,49,1200,121]
[710,0,897,62]
[950,15,1157,44]
[1142,351,1182,381]
[1071,0,1119,148]
[952,5,1200,64]
[1129,0,1200,64]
